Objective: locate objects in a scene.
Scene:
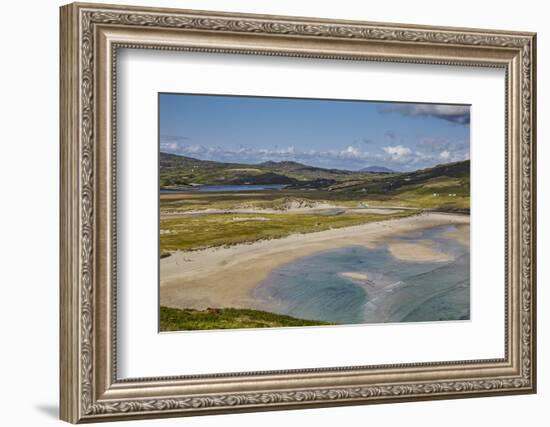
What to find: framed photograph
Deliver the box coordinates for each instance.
[60,2,537,423]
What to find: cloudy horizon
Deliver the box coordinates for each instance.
[159,94,470,172]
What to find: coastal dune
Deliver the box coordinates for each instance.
[160,212,470,311]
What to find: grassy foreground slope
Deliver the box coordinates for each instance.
[160,306,334,331]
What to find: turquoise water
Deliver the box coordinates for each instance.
[253,224,470,325]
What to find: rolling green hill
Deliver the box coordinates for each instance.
[334,160,470,210]
[160,152,366,188]
[160,152,469,208]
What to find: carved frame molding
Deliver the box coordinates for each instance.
[60,2,536,423]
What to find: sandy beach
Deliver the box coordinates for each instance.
[160,212,470,310]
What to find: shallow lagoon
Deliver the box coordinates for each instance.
[254,224,470,325]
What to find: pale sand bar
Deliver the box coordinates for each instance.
[388,240,453,262]
[339,272,370,281]
[160,213,469,310]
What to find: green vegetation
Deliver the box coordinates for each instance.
[326,160,470,209]
[160,306,334,331]
[160,152,377,188]
[160,153,469,210]
[160,210,416,252]
[159,153,470,254]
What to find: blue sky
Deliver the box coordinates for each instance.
[159,93,470,172]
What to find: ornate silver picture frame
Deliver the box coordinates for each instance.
[60,2,536,423]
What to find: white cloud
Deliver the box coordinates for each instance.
[160,142,179,151]
[338,145,368,159]
[382,145,412,161]
[160,137,468,172]
[344,146,359,156]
